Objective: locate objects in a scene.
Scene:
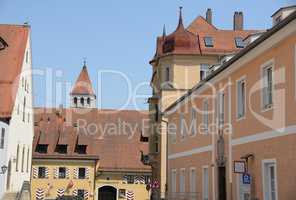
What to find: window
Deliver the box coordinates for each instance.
[21,146,25,172]
[263,160,278,200]
[0,128,5,149]
[87,97,90,105]
[275,15,282,25]
[0,37,8,50]
[78,168,86,179]
[77,189,85,199]
[190,108,197,136]
[80,98,84,106]
[237,78,246,119]
[171,170,177,197]
[35,144,48,154]
[165,67,170,82]
[217,92,225,125]
[16,144,20,172]
[235,37,245,48]
[262,64,273,109]
[38,167,46,179]
[25,51,29,63]
[55,144,68,154]
[202,100,209,133]
[202,167,209,200]
[189,168,196,198]
[74,97,78,106]
[58,167,66,179]
[75,145,87,154]
[22,97,26,122]
[200,64,210,80]
[126,175,135,184]
[179,168,186,194]
[204,37,213,47]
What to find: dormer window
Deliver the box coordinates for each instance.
[0,37,8,51]
[87,97,91,105]
[235,37,245,48]
[36,144,48,154]
[74,97,78,107]
[75,144,87,154]
[55,144,68,154]
[204,37,213,47]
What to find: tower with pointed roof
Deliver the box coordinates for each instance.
[70,63,96,108]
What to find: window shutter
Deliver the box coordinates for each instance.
[66,168,70,179]
[45,167,49,179]
[85,168,89,179]
[32,167,38,179]
[54,167,58,179]
[73,168,78,179]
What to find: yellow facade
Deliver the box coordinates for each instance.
[31,159,96,200]
[31,159,151,200]
[95,172,151,200]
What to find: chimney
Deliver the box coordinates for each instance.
[233,11,244,30]
[206,8,212,24]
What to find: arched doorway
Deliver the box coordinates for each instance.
[98,186,117,200]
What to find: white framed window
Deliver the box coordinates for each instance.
[202,99,209,134]
[262,159,278,200]
[0,128,5,149]
[189,167,196,199]
[261,61,274,110]
[217,92,225,126]
[180,114,186,140]
[202,166,209,200]
[171,169,177,196]
[200,64,210,80]
[179,168,186,194]
[190,108,197,136]
[236,77,246,119]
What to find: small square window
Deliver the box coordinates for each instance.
[35,144,48,154]
[38,167,46,179]
[204,37,213,47]
[235,37,245,48]
[77,189,85,199]
[78,168,86,179]
[75,145,87,154]
[55,144,67,154]
[58,167,66,179]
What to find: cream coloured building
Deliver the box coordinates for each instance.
[0,24,34,200]
[141,7,261,199]
[164,7,296,200]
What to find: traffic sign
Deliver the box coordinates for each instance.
[242,173,251,184]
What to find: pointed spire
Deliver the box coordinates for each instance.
[83,57,87,68]
[162,24,166,38]
[177,6,184,29]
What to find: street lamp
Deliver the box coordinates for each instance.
[0,165,8,174]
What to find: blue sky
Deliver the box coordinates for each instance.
[0,0,294,110]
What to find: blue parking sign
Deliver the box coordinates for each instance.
[242,173,251,184]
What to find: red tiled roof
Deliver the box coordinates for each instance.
[70,65,95,96]
[0,24,30,118]
[33,108,151,171]
[151,14,261,63]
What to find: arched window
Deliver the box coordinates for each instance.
[74,97,78,107]
[81,98,84,106]
[87,97,90,105]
